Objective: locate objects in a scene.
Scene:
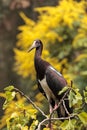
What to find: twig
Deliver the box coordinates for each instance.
[63,100,70,115]
[13,87,76,130]
[14,88,47,118]
[50,88,71,119]
[36,114,76,130]
[71,80,73,88]
[81,102,86,109]
[47,88,71,129]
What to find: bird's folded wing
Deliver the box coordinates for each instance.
[45,66,67,98]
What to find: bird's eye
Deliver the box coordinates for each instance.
[35,40,41,47]
[36,42,40,47]
[38,43,40,46]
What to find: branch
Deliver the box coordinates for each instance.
[50,88,71,119]
[36,114,76,130]
[63,100,70,115]
[14,88,47,118]
[13,87,76,130]
[71,80,73,88]
[46,88,71,129]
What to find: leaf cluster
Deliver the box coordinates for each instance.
[0,85,87,130]
[0,86,38,130]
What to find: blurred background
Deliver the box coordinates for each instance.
[0,0,58,117]
[0,0,87,123]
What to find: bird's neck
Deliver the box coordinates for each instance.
[34,48,49,80]
[34,47,43,70]
[34,48,42,66]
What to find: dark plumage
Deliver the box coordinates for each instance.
[28,39,72,118]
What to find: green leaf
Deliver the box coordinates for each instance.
[4,86,14,91]
[68,90,76,108]
[68,89,82,108]
[75,91,82,104]
[85,86,87,91]
[60,119,76,130]
[3,90,16,110]
[60,120,68,128]
[83,90,87,103]
[78,112,87,124]
[5,91,16,101]
[30,120,38,130]
[58,86,69,95]
[3,100,9,110]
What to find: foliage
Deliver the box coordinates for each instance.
[0,86,38,130]
[2,0,86,129]
[0,85,87,130]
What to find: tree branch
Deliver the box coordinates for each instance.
[71,80,73,88]
[50,88,71,119]
[46,88,71,129]
[14,87,47,118]
[63,100,70,115]
[14,87,74,130]
[36,114,76,130]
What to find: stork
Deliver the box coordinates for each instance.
[28,39,72,118]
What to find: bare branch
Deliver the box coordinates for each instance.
[13,87,76,130]
[14,87,47,118]
[50,88,71,119]
[46,88,71,129]
[36,114,76,130]
[71,80,73,88]
[63,100,70,115]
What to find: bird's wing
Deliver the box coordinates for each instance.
[46,66,67,99]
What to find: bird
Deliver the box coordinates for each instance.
[28,39,72,118]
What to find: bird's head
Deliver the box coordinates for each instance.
[27,39,43,52]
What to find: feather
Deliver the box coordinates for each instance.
[28,39,73,118]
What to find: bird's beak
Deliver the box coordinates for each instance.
[27,41,36,52]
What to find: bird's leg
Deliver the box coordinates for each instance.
[53,100,58,111]
[49,100,59,114]
[49,104,53,114]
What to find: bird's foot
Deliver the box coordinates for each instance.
[50,107,53,114]
[53,104,58,111]
[50,104,58,115]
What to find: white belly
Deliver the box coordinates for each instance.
[38,76,56,101]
